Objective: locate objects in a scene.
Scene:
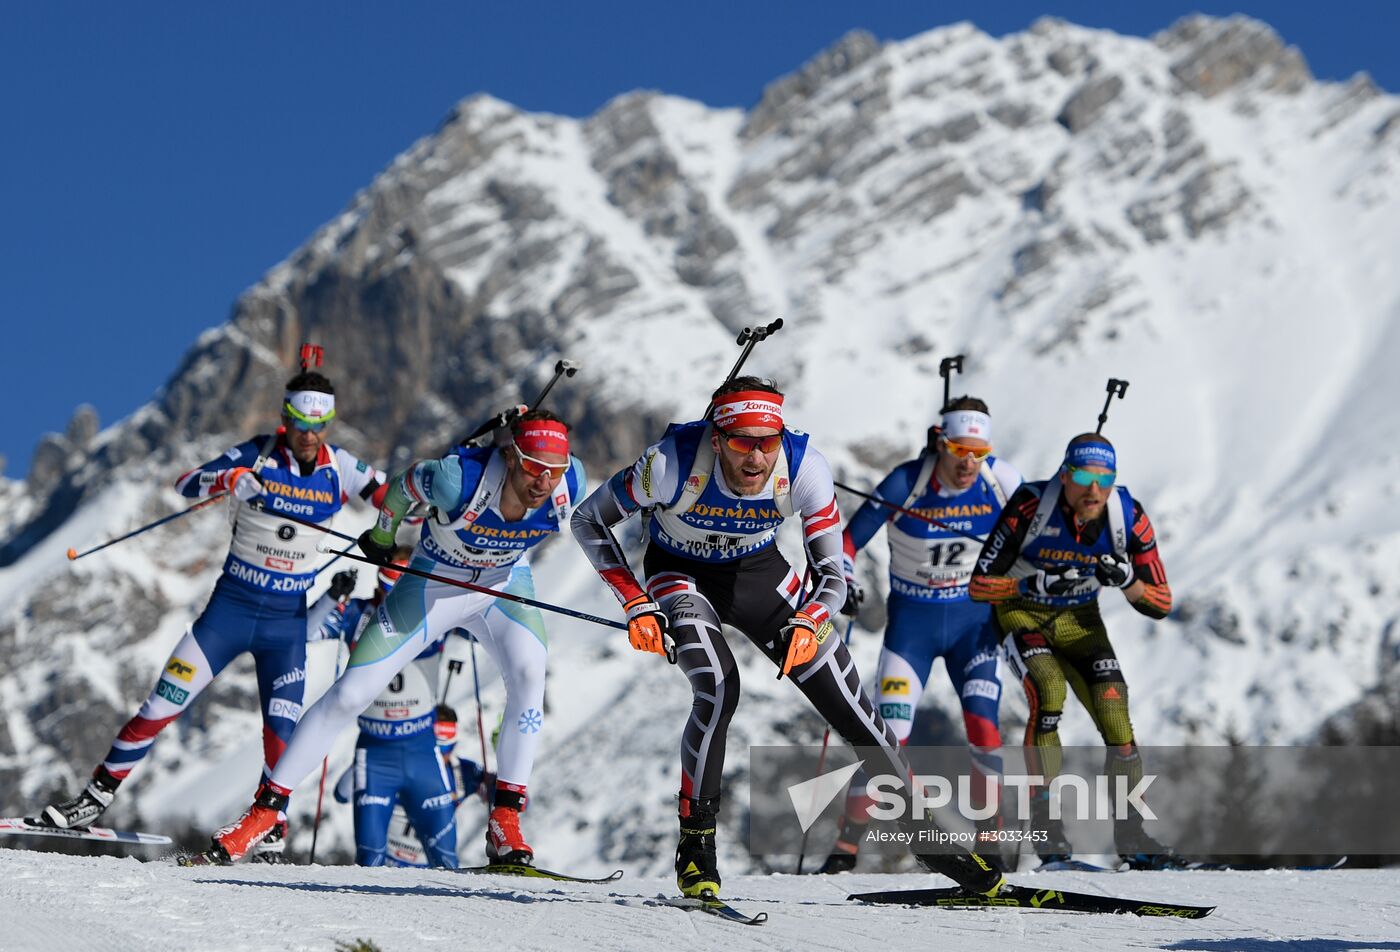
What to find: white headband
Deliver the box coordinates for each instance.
[941,409,991,442]
[284,390,336,421]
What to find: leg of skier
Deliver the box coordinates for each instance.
[469,563,548,864]
[351,745,396,867]
[40,604,250,829]
[399,744,459,869]
[246,628,309,862]
[201,563,493,863]
[651,574,739,900]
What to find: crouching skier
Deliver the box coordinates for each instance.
[570,377,1003,901]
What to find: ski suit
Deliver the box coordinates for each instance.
[100,436,384,783]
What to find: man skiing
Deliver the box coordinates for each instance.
[822,396,1022,872]
[968,433,1176,868]
[190,410,582,865]
[310,562,489,868]
[571,377,1003,900]
[37,371,386,863]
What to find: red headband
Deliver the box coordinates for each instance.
[710,390,784,430]
[514,420,570,458]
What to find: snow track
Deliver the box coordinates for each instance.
[3,848,1396,952]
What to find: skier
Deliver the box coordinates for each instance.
[821,396,1022,873]
[37,371,386,862]
[571,377,1003,900]
[310,562,489,867]
[968,433,1177,868]
[190,410,582,865]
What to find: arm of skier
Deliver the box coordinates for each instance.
[570,438,679,656]
[968,485,1039,602]
[174,438,267,500]
[1107,498,1172,618]
[358,456,465,558]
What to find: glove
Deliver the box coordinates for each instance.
[623,595,670,655]
[357,528,396,565]
[1019,565,1085,598]
[215,466,263,502]
[840,576,865,617]
[327,569,358,602]
[1094,552,1136,589]
[780,608,832,677]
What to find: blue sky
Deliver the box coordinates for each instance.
[3,1,1395,476]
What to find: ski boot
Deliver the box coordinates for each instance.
[37,766,119,830]
[486,806,533,865]
[817,814,865,874]
[900,812,1005,896]
[676,795,721,899]
[974,815,1009,872]
[250,818,289,864]
[184,784,288,866]
[1030,790,1074,868]
[1118,820,1190,870]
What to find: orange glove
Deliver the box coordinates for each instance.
[779,608,832,677]
[623,596,670,656]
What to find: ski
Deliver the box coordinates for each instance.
[0,817,171,847]
[1036,859,1118,873]
[455,862,624,884]
[848,883,1215,918]
[1036,857,1348,873]
[652,893,768,925]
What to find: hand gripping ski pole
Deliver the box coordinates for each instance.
[273,511,626,633]
[1096,378,1129,434]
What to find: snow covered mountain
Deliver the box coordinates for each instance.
[3,15,1399,873]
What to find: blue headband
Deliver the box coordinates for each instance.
[1063,439,1116,471]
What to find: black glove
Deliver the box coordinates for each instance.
[1094,553,1136,588]
[1019,565,1085,598]
[357,529,396,565]
[327,569,358,601]
[840,576,865,617]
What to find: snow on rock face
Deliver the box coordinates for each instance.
[2,15,1399,872]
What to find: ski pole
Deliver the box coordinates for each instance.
[469,638,490,776]
[1096,379,1130,434]
[832,480,988,544]
[706,320,784,418]
[66,493,229,561]
[939,354,965,413]
[796,616,856,874]
[310,543,628,632]
[440,657,464,705]
[923,354,966,452]
[529,358,580,413]
[308,590,350,865]
[455,357,581,448]
[267,509,624,632]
